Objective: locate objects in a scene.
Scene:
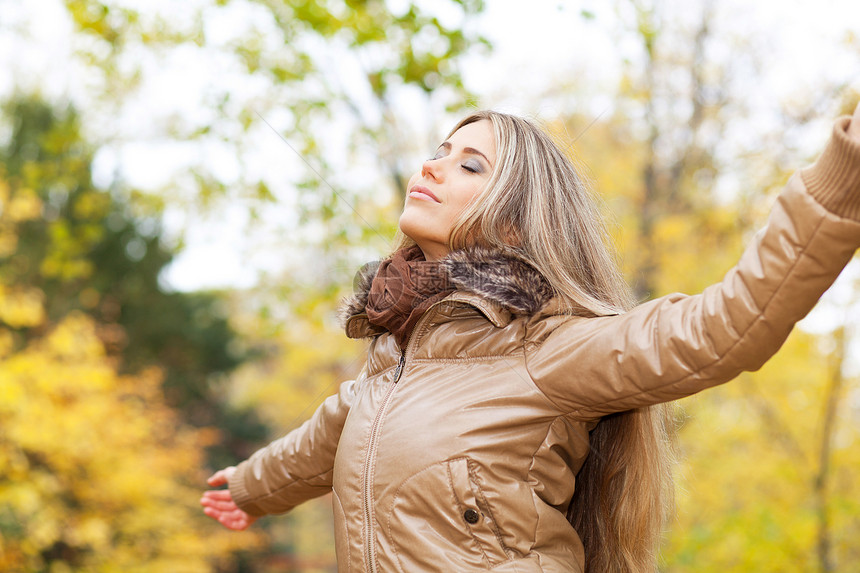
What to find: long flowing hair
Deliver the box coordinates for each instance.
[394,110,675,572]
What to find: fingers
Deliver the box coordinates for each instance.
[221,512,256,531]
[202,489,234,501]
[201,490,238,511]
[200,492,258,530]
[201,504,257,530]
[203,507,252,530]
[202,467,255,531]
[206,466,237,487]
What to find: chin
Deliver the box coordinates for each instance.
[398,215,447,257]
[397,210,425,243]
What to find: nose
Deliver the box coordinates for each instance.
[421,158,441,181]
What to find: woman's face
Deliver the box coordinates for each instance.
[398,119,496,261]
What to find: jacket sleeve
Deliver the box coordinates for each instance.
[228,375,359,517]
[525,117,860,421]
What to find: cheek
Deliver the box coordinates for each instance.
[452,181,484,212]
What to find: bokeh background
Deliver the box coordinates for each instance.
[1,0,859,571]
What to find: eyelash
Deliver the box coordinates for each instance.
[427,156,480,174]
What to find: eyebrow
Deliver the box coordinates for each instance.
[438,141,493,167]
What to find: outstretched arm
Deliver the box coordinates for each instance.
[527,104,860,419]
[222,376,359,518]
[201,466,259,530]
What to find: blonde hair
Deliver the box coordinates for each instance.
[396,110,675,572]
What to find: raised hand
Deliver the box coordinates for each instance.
[200,466,258,531]
[849,101,860,143]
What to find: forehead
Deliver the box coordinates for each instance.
[447,120,495,161]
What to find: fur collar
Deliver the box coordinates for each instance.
[340,246,554,338]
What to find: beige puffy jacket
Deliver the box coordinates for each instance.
[229,118,860,572]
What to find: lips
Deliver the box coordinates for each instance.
[408,185,440,203]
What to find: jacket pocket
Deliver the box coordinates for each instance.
[386,457,511,572]
[446,457,511,565]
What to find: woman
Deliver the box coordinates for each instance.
[202,104,860,572]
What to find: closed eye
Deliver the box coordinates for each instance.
[427,146,486,174]
[461,160,482,174]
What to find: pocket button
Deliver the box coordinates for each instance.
[463,509,480,524]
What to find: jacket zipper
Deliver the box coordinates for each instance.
[362,349,406,573]
[362,301,443,572]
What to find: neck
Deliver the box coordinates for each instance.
[413,242,447,262]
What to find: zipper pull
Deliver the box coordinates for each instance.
[392,352,406,383]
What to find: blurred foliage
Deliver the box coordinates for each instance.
[62,0,487,96]
[0,97,268,458]
[59,0,489,232]
[0,313,262,571]
[0,95,270,569]
[664,329,860,571]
